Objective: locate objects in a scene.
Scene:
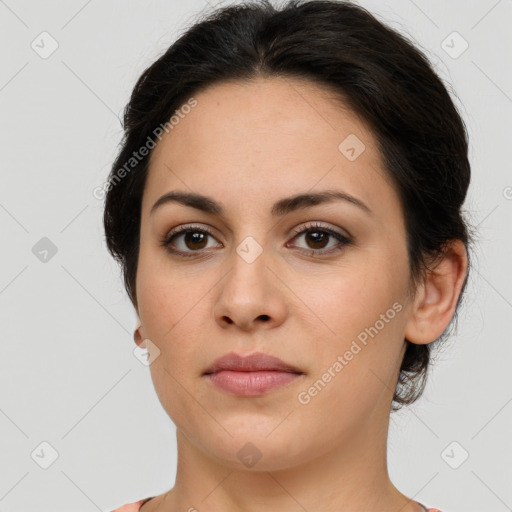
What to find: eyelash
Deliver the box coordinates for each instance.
[160,222,353,258]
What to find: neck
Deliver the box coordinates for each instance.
[160,399,420,512]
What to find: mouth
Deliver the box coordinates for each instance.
[203,351,304,396]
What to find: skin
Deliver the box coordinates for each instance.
[132,76,468,512]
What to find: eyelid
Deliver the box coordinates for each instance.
[163,222,216,237]
[289,220,352,240]
[161,220,353,258]
[162,223,219,245]
[164,220,350,240]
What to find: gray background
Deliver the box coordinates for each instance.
[0,0,511,511]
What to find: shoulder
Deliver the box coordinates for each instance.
[110,499,444,512]
[111,497,153,512]
[110,501,144,512]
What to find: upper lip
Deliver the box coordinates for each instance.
[203,352,303,375]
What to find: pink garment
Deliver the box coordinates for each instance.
[111,497,154,511]
[111,498,442,511]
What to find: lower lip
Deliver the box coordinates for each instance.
[206,370,301,396]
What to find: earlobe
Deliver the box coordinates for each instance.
[404,239,468,345]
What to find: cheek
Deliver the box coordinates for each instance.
[297,266,394,334]
[136,244,189,329]
[136,255,213,367]
[294,253,408,370]
[137,270,206,423]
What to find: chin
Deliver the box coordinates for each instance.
[192,424,315,472]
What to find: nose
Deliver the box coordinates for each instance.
[212,242,288,332]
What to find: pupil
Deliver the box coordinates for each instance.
[186,232,207,249]
[307,231,328,249]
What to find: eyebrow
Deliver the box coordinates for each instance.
[150,189,373,217]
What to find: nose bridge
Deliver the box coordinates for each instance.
[235,232,267,267]
[227,233,269,297]
[213,230,286,330]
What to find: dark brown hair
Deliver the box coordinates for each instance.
[103,0,474,410]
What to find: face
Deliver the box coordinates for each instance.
[136,77,415,470]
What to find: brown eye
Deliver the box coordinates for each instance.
[303,230,330,249]
[288,222,352,256]
[160,222,352,259]
[161,225,222,257]
[182,231,208,250]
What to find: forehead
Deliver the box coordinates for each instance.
[142,77,397,219]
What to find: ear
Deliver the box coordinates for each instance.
[404,239,468,345]
[133,313,146,348]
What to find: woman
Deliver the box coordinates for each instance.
[104,0,473,510]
